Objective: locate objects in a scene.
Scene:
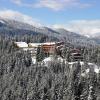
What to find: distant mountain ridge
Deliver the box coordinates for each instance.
[0,17,99,47]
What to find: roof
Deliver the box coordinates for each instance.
[14,42,28,48]
[28,43,43,47]
[29,42,56,47]
[43,42,56,45]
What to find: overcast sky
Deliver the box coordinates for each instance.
[0,0,100,36]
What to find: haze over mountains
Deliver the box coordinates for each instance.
[0,17,99,47]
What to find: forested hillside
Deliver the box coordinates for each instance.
[0,33,100,100]
[0,18,98,47]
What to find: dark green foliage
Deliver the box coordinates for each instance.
[36,46,45,62]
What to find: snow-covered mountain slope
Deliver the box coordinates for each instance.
[53,28,97,47]
[0,17,99,47]
[0,20,5,24]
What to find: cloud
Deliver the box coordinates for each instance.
[35,0,92,11]
[10,0,92,11]
[11,0,22,5]
[52,20,100,36]
[0,9,42,27]
[35,0,72,11]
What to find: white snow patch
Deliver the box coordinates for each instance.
[43,56,54,62]
[94,68,99,73]
[29,42,56,48]
[42,56,54,66]
[84,34,90,38]
[0,20,5,24]
[86,69,90,73]
[31,57,37,64]
[43,42,56,45]
[15,42,28,48]
[68,61,84,66]
[81,73,86,77]
[42,56,66,66]
[28,43,42,47]
[68,61,100,75]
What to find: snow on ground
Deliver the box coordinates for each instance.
[68,61,100,77]
[42,56,54,62]
[42,56,66,66]
[42,56,55,66]
[31,57,37,64]
[42,57,100,74]
[31,55,100,75]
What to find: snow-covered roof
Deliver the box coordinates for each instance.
[29,42,56,47]
[15,42,62,48]
[14,41,62,49]
[43,42,56,45]
[28,43,43,47]
[14,42,28,48]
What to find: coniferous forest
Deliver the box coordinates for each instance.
[0,33,100,100]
